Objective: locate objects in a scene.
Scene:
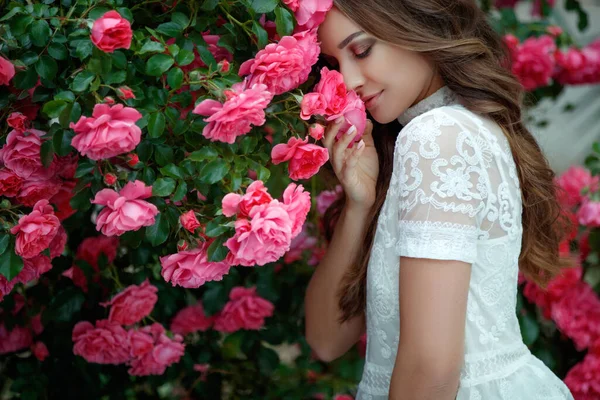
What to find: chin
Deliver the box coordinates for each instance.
[368,109,399,125]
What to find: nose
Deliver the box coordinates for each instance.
[339,60,365,94]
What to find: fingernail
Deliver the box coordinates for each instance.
[357,140,365,149]
[335,116,345,124]
[346,126,357,135]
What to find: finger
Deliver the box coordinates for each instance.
[360,120,375,147]
[322,116,345,153]
[332,125,358,173]
[344,139,365,172]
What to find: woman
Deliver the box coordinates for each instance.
[304,1,575,399]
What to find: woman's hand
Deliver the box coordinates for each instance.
[322,118,379,211]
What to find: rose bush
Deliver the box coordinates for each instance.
[0,0,598,399]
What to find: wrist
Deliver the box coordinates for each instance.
[343,202,373,219]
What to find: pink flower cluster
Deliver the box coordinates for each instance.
[505,35,600,91]
[271,136,329,180]
[90,10,132,53]
[62,235,119,292]
[0,295,46,360]
[101,280,158,325]
[0,56,15,86]
[282,0,333,30]
[222,181,311,266]
[92,180,159,236]
[564,340,600,399]
[301,67,367,142]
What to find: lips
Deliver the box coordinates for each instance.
[362,91,382,108]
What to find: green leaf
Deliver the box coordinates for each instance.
[103,70,127,85]
[139,40,166,55]
[71,71,96,92]
[172,12,190,28]
[146,213,169,246]
[20,51,39,66]
[275,6,295,38]
[157,22,183,38]
[137,141,154,162]
[0,246,24,281]
[154,145,174,166]
[74,161,96,178]
[148,113,166,139]
[0,7,23,22]
[10,15,34,36]
[53,130,74,156]
[75,40,94,60]
[518,312,540,346]
[146,54,175,76]
[250,0,279,13]
[172,181,188,202]
[200,0,220,11]
[55,91,75,102]
[175,49,195,66]
[35,55,58,81]
[40,140,54,168]
[207,235,229,262]
[252,21,269,49]
[0,234,9,255]
[257,346,280,374]
[44,288,85,323]
[111,51,128,69]
[70,187,92,211]
[42,100,68,118]
[188,147,218,162]
[167,67,184,90]
[13,67,38,89]
[205,220,230,238]
[199,159,230,184]
[196,44,217,69]
[159,164,185,180]
[152,177,177,197]
[30,19,51,47]
[48,42,68,60]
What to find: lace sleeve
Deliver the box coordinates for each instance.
[394,107,490,264]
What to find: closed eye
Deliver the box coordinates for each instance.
[355,45,373,59]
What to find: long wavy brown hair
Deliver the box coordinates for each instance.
[323,0,573,322]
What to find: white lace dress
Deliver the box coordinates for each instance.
[356,87,574,400]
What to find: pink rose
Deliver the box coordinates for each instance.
[333,395,354,400]
[554,45,600,85]
[310,67,349,116]
[90,10,133,53]
[289,0,333,30]
[577,198,600,227]
[0,168,23,197]
[7,112,29,131]
[170,303,213,335]
[76,235,119,269]
[214,287,274,332]
[49,225,67,258]
[221,180,273,218]
[180,210,201,233]
[564,353,600,399]
[510,35,556,91]
[127,323,185,376]
[284,224,318,263]
[309,123,325,140]
[117,86,135,100]
[102,280,158,325]
[193,82,273,144]
[13,255,52,286]
[72,320,131,364]
[0,323,33,355]
[70,103,142,160]
[271,136,329,180]
[523,265,582,319]
[282,183,311,237]
[92,180,159,236]
[0,129,46,179]
[0,275,15,302]
[300,93,327,119]
[50,180,77,221]
[0,56,15,86]
[225,201,294,266]
[551,284,600,351]
[332,91,367,142]
[556,165,599,207]
[160,240,231,288]
[10,200,60,259]
[239,30,320,95]
[31,341,49,361]
[316,185,343,215]
[16,178,62,207]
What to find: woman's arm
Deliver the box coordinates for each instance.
[389,257,471,400]
[304,204,370,362]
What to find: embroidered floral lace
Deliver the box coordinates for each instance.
[356,87,574,400]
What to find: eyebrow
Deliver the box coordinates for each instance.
[338,31,364,49]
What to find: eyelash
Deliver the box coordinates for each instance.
[354,45,373,59]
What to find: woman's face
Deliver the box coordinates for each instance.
[318,7,442,124]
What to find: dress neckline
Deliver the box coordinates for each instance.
[397,86,460,126]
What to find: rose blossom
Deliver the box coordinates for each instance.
[77,235,119,269]
[180,210,201,233]
[0,56,15,86]
[523,265,582,319]
[160,240,231,288]
[317,185,343,215]
[225,200,294,266]
[221,180,273,218]
[510,35,556,91]
[554,45,600,85]
[0,323,33,355]
[127,323,185,376]
[577,198,600,227]
[239,30,320,95]
[214,287,274,332]
[0,129,46,179]
[272,136,329,180]
[0,168,23,197]
[102,280,158,325]
[333,395,354,400]
[92,180,159,236]
[10,200,60,259]
[284,224,318,263]
[564,352,600,398]
[282,183,311,237]
[70,103,142,160]
[551,283,600,351]
[12,255,52,287]
[31,341,49,361]
[7,112,29,131]
[72,320,131,364]
[284,0,333,30]
[304,67,349,117]
[556,165,599,207]
[90,10,133,53]
[117,86,135,100]
[16,178,62,207]
[49,226,67,258]
[170,303,214,335]
[193,82,273,144]
[309,123,325,140]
